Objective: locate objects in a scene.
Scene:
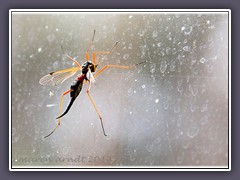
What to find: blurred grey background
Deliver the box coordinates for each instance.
[11,12,228,167]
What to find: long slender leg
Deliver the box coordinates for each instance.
[92,51,110,65]
[92,42,119,65]
[44,89,71,138]
[85,30,96,61]
[86,91,107,136]
[60,45,81,68]
[94,61,147,79]
[94,64,133,79]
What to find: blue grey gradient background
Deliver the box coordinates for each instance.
[11,11,228,168]
[0,0,238,179]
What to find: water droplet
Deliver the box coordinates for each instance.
[128,43,133,49]
[169,61,176,71]
[144,157,154,165]
[191,58,197,65]
[32,149,36,154]
[172,48,177,54]
[209,25,215,29]
[38,47,42,52]
[201,115,208,125]
[146,142,154,152]
[163,101,169,110]
[181,25,193,35]
[138,30,145,37]
[152,30,158,38]
[56,28,59,32]
[45,25,48,29]
[174,104,181,113]
[200,57,207,63]
[53,61,59,69]
[46,104,57,107]
[201,103,208,112]
[160,60,167,73]
[35,126,40,133]
[14,136,20,143]
[150,64,156,74]
[130,151,137,161]
[157,42,162,47]
[166,47,171,55]
[154,137,161,144]
[187,126,199,139]
[190,102,197,112]
[177,84,183,93]
[160,49,165,56]
[142,85,146,89]
[155,99,159,103]
[182,141,190,149]
[207,64,214,73]
[123,54,129,59]
[129,15,133,19]
[49,91,54,97]
[176,151,185,164]
[127,88,133,96]
[189,84,198,96]
[183,46,190,51]
[62,147,70,155]
[150,90,154,94]
[47,34,56,42]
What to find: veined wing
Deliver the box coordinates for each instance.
[39,67,80,86]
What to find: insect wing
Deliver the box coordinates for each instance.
[39,67,80,86]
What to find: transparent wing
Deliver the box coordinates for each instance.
[39,67,80,86]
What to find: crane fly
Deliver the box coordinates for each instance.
[39,30,146,138]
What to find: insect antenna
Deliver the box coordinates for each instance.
[60,45,66,53]
[86,30,96,53]
[110,41,119,53]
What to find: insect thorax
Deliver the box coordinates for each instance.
[81,61,95,74]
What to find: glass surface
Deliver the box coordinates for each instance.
[11,11,229,167]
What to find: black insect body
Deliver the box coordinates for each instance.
[56,61,95,119]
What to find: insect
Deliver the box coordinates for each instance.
[39,30,146,138]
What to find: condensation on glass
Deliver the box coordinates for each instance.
[11,12,229,167]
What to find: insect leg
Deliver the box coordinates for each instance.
[94,64,132,79]
[86,91,107,136]
[92,42,119,65]
[94,61,146,79]
[44,89,71,138]
[60,45,81,68]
